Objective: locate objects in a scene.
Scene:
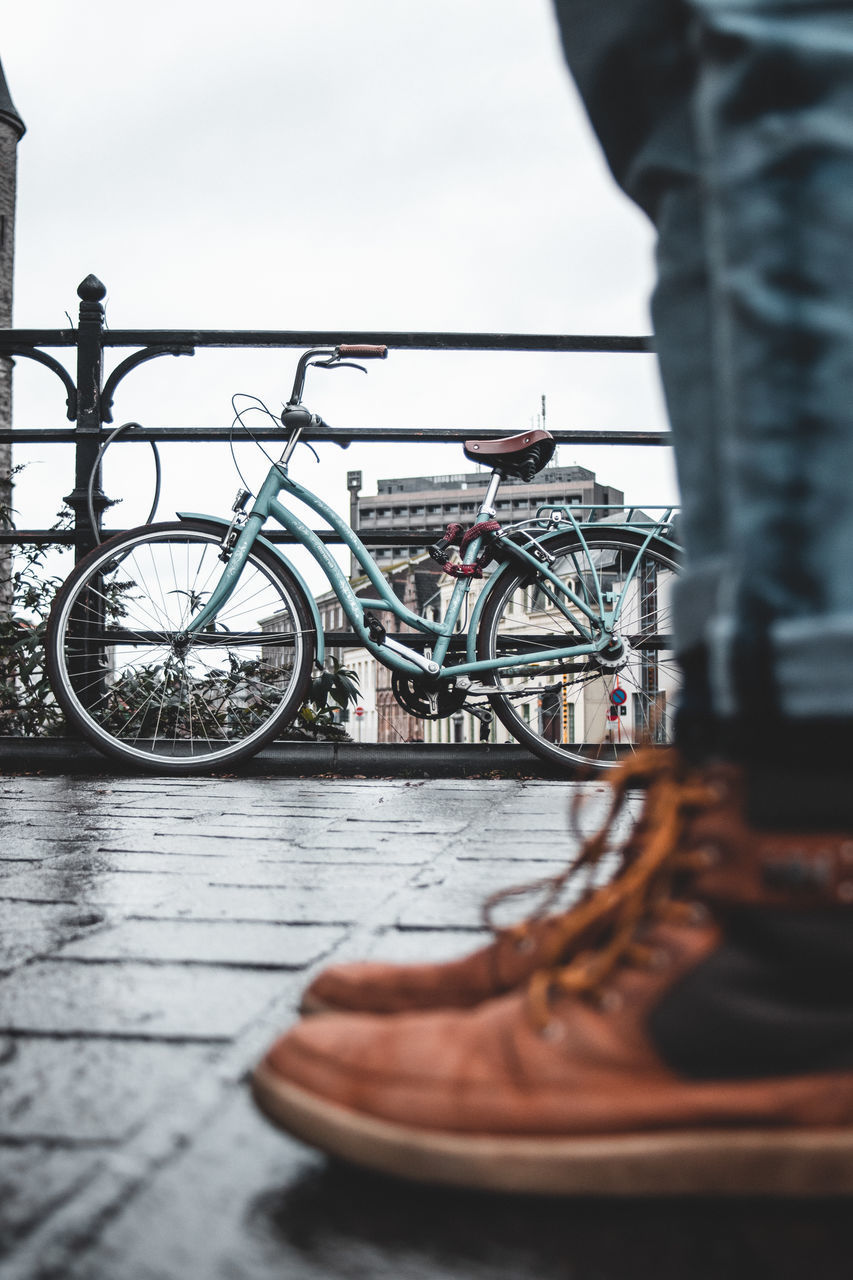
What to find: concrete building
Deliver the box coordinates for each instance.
[312,462,635,747]
[261,464,647,751]
[353,462,623,565]
[0,58,25,612]
[315,556,445,743]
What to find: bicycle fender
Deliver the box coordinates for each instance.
[467,526,676,664]
[176,512,324,665]
[466,557,519,663]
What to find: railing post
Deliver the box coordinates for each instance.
[347,469,362,581]
[64,274,107,561]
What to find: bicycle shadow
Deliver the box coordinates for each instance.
[247,1157,851,1280]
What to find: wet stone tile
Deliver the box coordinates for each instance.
[0,1037,216,1143]
[0,863,412,923]
[0,962,295,1040]
[0,1145,104,1254]
[360,927,492,964]
[395,859,572,928]
[0,901,107,973]
[55,920,345,969]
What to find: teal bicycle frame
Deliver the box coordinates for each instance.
[181,451,677,686]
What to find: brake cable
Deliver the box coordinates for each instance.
[87,421,162,544]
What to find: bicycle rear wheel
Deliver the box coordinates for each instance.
[477,529,680,772]
[46,520,316,772]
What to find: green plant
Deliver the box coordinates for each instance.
[295,655,361,741]
[0,471,362,741]
[0,472,69,736]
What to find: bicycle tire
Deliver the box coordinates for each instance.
[46,519,317,773]
[477,528,680,772]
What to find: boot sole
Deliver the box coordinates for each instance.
[252,1062,853,1196]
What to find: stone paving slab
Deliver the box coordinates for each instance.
[0,902,106,973]
[0,772,849,1279]
[0,1038,217,1144]
[54,920,345,969]
[0,960,294,1040]
[0,866,414,924]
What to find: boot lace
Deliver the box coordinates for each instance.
[477,748,692,973]
[507,749,719,1030]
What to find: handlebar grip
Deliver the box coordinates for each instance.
[337,344,388,359]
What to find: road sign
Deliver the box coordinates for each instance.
[610,687,627,706]
[354,707,365,718]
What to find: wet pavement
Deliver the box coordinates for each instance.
[0,771,850,1280]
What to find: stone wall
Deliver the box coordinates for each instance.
[0,104,21,611]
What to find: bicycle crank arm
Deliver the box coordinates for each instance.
[381,634,440,676]
[457,678,558,697]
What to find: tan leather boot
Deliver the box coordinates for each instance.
[253,759,853,1195]
[301,750,666,1016]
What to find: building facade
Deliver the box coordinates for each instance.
[318,462,634,746]
[353,463,623,565]
[0,59,25,612]
[315,556,445,743]
[260,463,659,750]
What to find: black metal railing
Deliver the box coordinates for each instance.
[0,274,669,563]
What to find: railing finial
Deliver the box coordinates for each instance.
[77,275,106,302]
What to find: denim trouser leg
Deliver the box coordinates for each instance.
[553,0,853,722]
[553,0,730,662]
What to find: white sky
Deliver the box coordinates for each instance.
[4,0,677,592]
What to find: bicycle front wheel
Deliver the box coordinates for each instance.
[477,529,680,772]
[46,520,316,772]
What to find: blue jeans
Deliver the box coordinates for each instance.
[554,0,853,724]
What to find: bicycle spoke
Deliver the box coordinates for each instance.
[479,532,680,771]
[49,523,315,769]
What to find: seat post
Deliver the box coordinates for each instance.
[478,470,502,518]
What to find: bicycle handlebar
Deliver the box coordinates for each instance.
[337,344,388,359]
[286,344,389,412]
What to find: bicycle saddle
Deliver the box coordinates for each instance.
[463,429,555,481]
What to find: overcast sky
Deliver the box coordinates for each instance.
[4,0,676,590]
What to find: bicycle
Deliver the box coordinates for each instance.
[45,345,681,774]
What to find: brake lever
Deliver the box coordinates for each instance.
[312,357,368,375]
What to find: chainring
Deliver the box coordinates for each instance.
[391,672,468,720]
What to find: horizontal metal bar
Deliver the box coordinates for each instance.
[0,426,672,445]
[61,629,670,654]
[0,328,655,354]
[0,528,456,546]
[77,628,304,647]
[0,518,675,547]
[322,632,672,652]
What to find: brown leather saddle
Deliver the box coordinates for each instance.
[462,429,555,481]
